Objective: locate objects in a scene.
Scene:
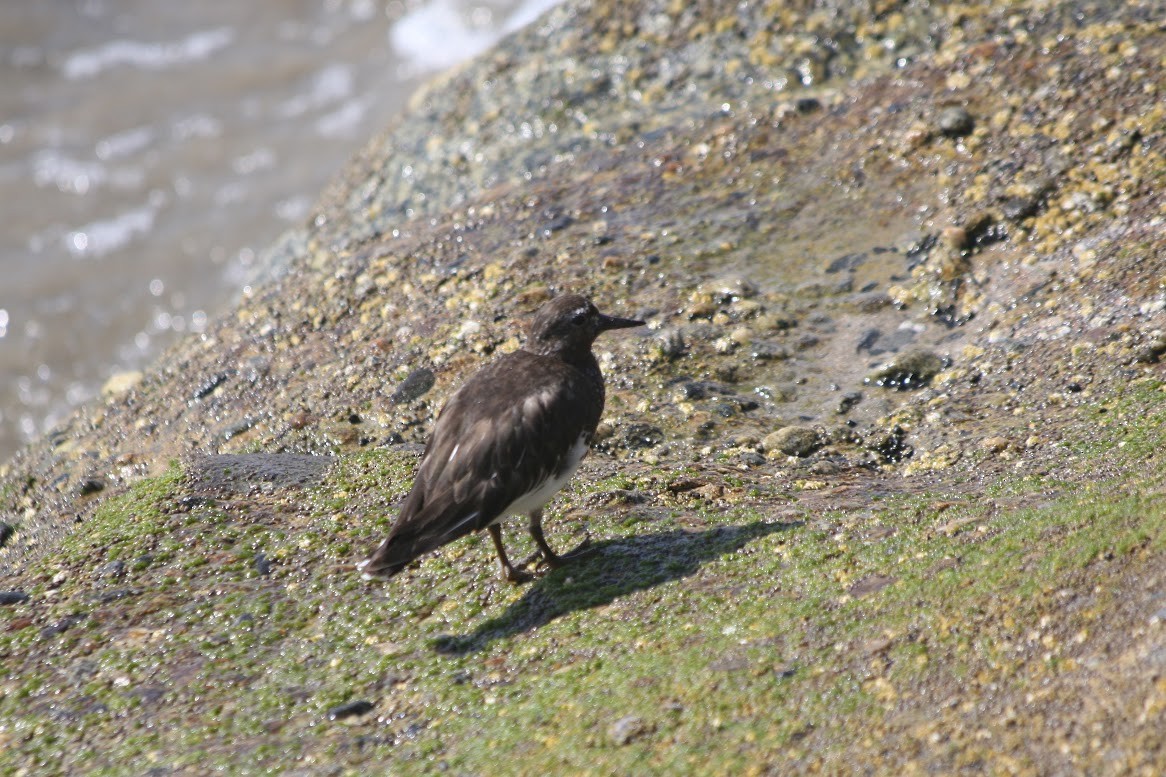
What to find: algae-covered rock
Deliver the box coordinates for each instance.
[762,425,824,458]
[3,0,1166,774]
[866,350,947,391]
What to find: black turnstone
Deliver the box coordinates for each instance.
[359,294,644,582]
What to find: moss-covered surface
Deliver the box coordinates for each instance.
[2,382,1165,774]
[3,0,1166,772]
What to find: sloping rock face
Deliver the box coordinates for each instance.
[2,1,1165,773]
[5,0,1163,569]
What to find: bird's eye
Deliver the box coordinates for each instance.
[570,311,587,326]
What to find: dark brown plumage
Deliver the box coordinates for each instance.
[359,294,643,582]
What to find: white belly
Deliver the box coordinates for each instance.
[493,434,589,521]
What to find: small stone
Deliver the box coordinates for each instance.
[866,426,911,462]
[98,560,126,579]
[40,614,86,639]
[590,489,647,507]
[795,97,821,113]
[980,436,1011,454]
[738,451,766,467]
[0,591,30,606]
[836,392,863,414]
[540,213,574,237]
[608,715,648,746]
[666,478,704,494]
[327,699,375,721]
[751,344,791,361]
[255,552,272,576]
[695,484,724,501]
[936,106,974,137]
[0,521,13,549]
[391,367,436,403]
[516,284,553,306]
[176,495,209,511]
[940,226,968,251]
[1133,334,1166,364]
[848,574,898,598]
[713,336,738,354]
[866,350,947,390]
[192,371,232,401]
[93,588,140,604]
[1001,195,1041,221]
[653,329,687,360]
[762,426,823,458]
[674,381,708,401]
[619,424,665,450]
[101,370,143,396]
[221,417,257,440]
[78,478,106,496]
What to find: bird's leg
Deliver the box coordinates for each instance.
[488,524,531,584]
[528,509,593,569]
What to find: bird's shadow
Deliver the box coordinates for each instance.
[432,519,800,655]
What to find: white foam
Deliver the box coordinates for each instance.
[62,27,235,80]
[32,150,107,194]
[65,203,158,259]
[390,0,562,75]
[278,64,355,118]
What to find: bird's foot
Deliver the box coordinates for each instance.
[499,564,535,584]
[536,536,594,570]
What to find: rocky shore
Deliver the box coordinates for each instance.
[2,0,1165,773]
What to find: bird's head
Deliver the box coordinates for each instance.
[525,294,643,358]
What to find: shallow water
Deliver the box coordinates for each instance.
[0,0,558,463]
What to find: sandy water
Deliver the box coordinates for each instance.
[0,0,558,463]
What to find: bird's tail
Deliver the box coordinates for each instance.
[357,537,413,579]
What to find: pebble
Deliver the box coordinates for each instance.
[751,344,791,361]
[40,614,86,639]
[391,367,436,403]
[1133,334,1166,364]
[540,212,574,237]
[255,552,272,576]
[674,381,709,401]
[738,451,766,467]
[695,483,724,500]
[762,426,823,458]
[0,521,12,549]
[78,477,106,496]
[618,423,665,450]
[93,588,140,604]
[866,349,946,390]
[176,495,210,511]
[980,436,1011,454]
[0,591,30,605]
[98,560,126,579]
[653,329,687,360]
[192,371,232,401]
[327,699,375,721]
[937,105,974,137]
[865,426,912,462]
[100,370,143,396]
[848,574,898,598]
[836,391,863,414]
[608,715,648,746]
[221,418,257,441]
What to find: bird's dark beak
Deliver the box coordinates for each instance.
[598,313,645,331]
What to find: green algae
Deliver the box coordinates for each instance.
[2,378,1164,773]
[2,0,1166,773]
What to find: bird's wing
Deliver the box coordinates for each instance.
[365,356,596,574]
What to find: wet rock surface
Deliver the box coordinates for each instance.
[1,0,1165,773]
